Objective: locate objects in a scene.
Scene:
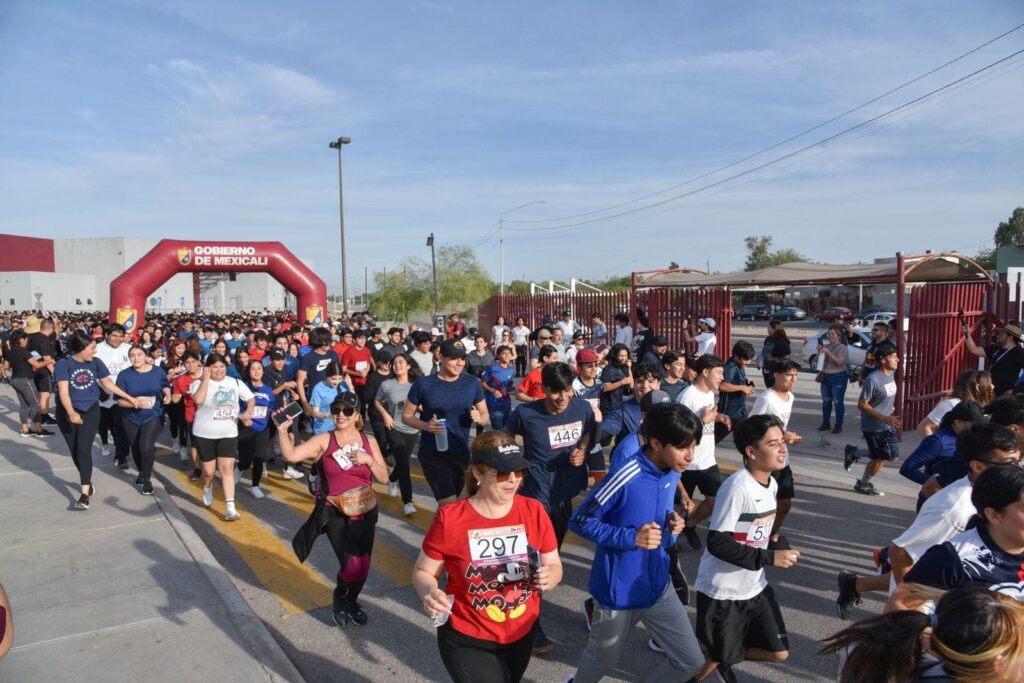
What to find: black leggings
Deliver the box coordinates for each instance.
[514,345,528,376]
[57,403,101,487]
[323,505,378,602]
[98,405,130,461]
[369,417,390,458]
[437,622,536,683]
[122,416,162,482]
[386,429,418,503]
[238,425,270,487]
[168,402,188,447]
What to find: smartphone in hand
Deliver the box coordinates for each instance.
[272,400,304,426]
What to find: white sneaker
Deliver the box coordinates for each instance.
[225,510,240,522]
[403,502,416,516]
[202,485,213,507]
[282,466,304,480]
[387,482,400,498]
[101,445,111,457]
[249,486,265,499]
[178,446,189,461]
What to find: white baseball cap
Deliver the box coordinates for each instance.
[699,317,717,329]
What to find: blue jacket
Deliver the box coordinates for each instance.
[570,451,680,610]
[899,427,958,485]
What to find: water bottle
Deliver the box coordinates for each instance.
[434,417,449,452]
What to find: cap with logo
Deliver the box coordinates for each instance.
[699,318,717,330]
[471,442,532,473]
[268,348,286,360]
[640,389,673,413]
[440,338,468,358]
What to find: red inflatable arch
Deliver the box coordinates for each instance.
[109,239,328,333]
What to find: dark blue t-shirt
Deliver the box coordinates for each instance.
[298,349,339,396]
[245,383,275,432]
[481,362,515,410]
[115,366,170,425]
[905,526,1024,598]
[718,358,749,420]
[507,397,596,506]
[407,373,485,456]
[601,397,642,444]
[54,356,110,412]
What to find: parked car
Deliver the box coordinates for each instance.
[802,327,871,369]
[769,306,807,322]
[859,311,897,326]
[735,304,772,320]
[855,306,888,319]
[813,307,854,322]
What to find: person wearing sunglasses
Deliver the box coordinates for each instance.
[275,393,390,628]
[413,431,563,683]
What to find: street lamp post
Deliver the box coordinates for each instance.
[499,200,545,317]
[329,136,351,317]
[427,233,439,316]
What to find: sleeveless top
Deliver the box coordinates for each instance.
[321,430,373,498]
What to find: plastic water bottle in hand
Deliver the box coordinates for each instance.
[432,594,455,628]
[434,417,449,452]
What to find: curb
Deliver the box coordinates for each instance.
[151,474,306,683]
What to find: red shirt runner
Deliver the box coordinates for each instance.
[341,346,374,387]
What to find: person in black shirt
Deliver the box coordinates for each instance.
[27,317,57,424]
[5,330,53,437]
[965,322,1024,396]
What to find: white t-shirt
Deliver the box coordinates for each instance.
[511,326,530,346]
[695,332,717,356]
[94,342,131,408]
[190,376,254,439]
[680,384,717,471]
[892,475,974,564]
[695,467,778,601]
[555,320,580,338]
[925,398,960,427]
[750,389,795,467]
[614,325,633,349]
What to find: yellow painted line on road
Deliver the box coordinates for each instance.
[169,468,333,615]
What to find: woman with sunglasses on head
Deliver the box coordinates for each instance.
[276,393,389,627]
[413,430,563,683]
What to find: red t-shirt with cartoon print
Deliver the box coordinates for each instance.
[422,495,556,644]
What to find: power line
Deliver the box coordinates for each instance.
[505,47,1024,234]
[504,22,1024,226]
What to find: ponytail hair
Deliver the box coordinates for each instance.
[820,609,929,682]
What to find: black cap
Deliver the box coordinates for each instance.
[268,348,286,360]
[562,309,572,316]
[948,400,987,424]
[640,389,672,413]
[376,349,393,364]
[652,335,668,347]
[471,442,532,472]
[440,338,468,358]
[330,392,360,414]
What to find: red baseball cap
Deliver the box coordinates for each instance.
[577,348,599,364]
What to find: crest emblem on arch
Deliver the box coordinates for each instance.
[177,248,192,266]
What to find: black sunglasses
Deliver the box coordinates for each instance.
[331,405,357,417]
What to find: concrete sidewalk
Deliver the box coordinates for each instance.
[0,388,303,682]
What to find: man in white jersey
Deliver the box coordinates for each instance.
[678,354,732,550]
[692,414,800,683]
[748,358,803,548]
[683,317,718,356]
[94,323,132,467]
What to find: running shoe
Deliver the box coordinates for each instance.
[19,431,31,438]
[41,414,57,425]
[224,510,240,522]
[101,445,111,457]
[682,525,703,551]
[115,460,130,470]
[843,445,860,471]
[648,638,663,653]
[141,480,154,496]
[581,597,594,631]
[817,422,831,431]
[282,466,304,480]
[854,480,884,496]
[202,484,213,507]
[33,429,55,437]
[179,447,190,462]
[836,570,862,619]
[88,483,95,497]
[332,606,350,627]
[75,494,90,509]
[387,481,400,498]
[346,601,368,626]
[249,486,265,499]
[403,502,416,516]
[188,468,202,481]
[832,425,843,435]
[135,474,143,487]
[873,547,892,574]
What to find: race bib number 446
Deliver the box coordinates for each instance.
[468,525,528,568]
[548,421,583,449]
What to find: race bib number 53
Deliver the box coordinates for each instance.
[548,421,583,449]
[468,525,528,568]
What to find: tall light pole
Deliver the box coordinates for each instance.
[499,200,545,317]
[329,136,351,316]
[427,233,439,316]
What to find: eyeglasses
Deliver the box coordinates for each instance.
[489,469,527,482]
[331,406,357,417]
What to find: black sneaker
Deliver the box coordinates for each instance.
[817,422,831,431]
[33,429,55,437]
[854,480,884,496]
[682,525,703,551]
[332,606,350,627]
[831,425,843,435]
[75,494,90,509]
[843,445,860,471]
[116,460,130,470]
[141,480,154,496]
[346,601,368,626]
[836,570,862,619]
[135,475,143,487]
[19,431,31,438]
[41,414,57,425]
[188,468,202,481]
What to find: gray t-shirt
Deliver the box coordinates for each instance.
[859,369,897,432]
[466,350,494,378]
[375,379,418,435]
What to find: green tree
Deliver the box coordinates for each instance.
[668,260,680,270]
[973,247,996,270]
[369,245,494,319]
[993,207,1024,247]
[743,235,810,271]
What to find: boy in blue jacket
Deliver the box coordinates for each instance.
[568,403,705,683]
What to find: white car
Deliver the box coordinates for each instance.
[802,327,871,369]
[859,312,896,326]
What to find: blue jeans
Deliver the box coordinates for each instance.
[820,372,848,427]
[489,408,509,431]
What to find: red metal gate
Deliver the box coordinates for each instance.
[639,287,733,359]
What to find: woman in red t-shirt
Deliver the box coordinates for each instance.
[276,393,390,627]
[413,431,563,682]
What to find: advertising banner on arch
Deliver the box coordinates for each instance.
[175,244,270,269]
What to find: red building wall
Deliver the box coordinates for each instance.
[0,234,55,272]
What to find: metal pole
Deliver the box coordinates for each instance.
[329,137,351,316]
[428,233,439,315]
[364,266,368,311]
[499,216,504,319]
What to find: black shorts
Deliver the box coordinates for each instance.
[585,447,606,474]
[193,435,239,463]
[419,450,469,500]
[696,585,789,666]
[680,465,723,499]
[771,465,795,500]
[864,429,899,461]
[34,373,53,393]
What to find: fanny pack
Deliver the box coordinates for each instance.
[332,485,377,516]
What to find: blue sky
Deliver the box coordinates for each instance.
[1,1,1022,295]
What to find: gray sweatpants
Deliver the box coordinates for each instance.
[12,377,41,425]
[574,583,704,683]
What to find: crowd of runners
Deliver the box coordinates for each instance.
[2,306,1023,682]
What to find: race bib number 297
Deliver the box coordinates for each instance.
[468,525,528,568]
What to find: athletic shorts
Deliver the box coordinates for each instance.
[696,585,789,666]
[419,450,469,501]
[771,465,795,500]
[34,373,53,393]
[680,465,723,499]
[585,447,606,474]
[863,429,899,461]
[193,435,239,463]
